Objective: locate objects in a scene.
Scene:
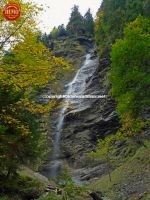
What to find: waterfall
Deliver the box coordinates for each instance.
[49,53,98,178]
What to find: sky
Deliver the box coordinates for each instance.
[31,0,101,33]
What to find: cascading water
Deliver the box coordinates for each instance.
[49,53,98,178]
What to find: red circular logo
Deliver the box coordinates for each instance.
[3,3,21,21]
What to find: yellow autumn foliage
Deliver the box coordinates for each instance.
[0,0,72,175]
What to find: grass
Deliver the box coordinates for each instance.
[88,140,150,200]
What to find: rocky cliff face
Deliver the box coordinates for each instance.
[40,41,120,181]
[60,49,120,175]
[40,40,150,200]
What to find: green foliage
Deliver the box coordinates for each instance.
[90,132,126,162]
[50,27,59,39]
[95,0,148,53]
[39,194,62,200]
[0,173,46,200]
[57,24,68,37]
[66,5,94,37]
[89,140,150,200]
[56,171,85,200]
[0,29,71,177]
[0,0,41,52]
[0,0,71,183]
[40,6,94,50]
[144,0,150,18]
[120,113,145,136]
[0,197,9,200]
[42,5,94,41]
[84,9,94,36]
[38,171,85,200]
[95,0,149,135]
[110,16,150,132]
[67,5,84,36]
[49,25,68,39]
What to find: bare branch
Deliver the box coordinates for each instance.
[0,16,29,49]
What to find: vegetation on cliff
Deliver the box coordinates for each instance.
[94,0,150,137]
[89,0,150,199]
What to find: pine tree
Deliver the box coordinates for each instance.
[57,24,67,37]
[84,9,94,36]
[66,5,84,36]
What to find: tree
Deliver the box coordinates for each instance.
[0,1,71,179]
[0,0,40,53]
[57,24,67,37]
[66,5,84,36]
[50,27,59,39]
[144,0,150,18]
[90,132,126,182]
[110,16,150,133]
[39,33,50,47]
[95,0,147,53]
[0,30,70,178]
[84,9,94,36]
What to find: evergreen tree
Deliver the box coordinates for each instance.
[84,9,94,36]
[66,5,84,36]
[144,0,150,17]
[57,24,67,37]
[50,26,59,39]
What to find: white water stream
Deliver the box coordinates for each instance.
[50,53,98,178]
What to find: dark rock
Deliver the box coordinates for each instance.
[89,191,104,200]
[141,106,150,120]
[76,36,94,48]
[42,45,120,182]
[73,163,109,181]
[60,49,120,171]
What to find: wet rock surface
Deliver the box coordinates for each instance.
[41,48,120,182]
[61,50,120,172]
[72,163,109,182]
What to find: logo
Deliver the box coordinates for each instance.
[3,3,21,21]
